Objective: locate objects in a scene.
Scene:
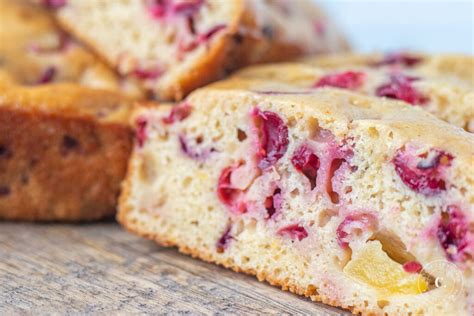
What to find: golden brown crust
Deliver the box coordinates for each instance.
[0,76,135,124]
[0,108,132,221]
[0,74,134,221]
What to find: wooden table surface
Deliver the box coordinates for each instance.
[0,222,348,315]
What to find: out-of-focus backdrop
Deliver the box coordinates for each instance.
[318,0,473,54]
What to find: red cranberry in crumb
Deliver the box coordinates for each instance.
[172,0,205,16]
[216,224,233,253]
[199,24,227,42]
[316,131,353,203]
[148,0,167,18]
[376,73,428,105]
[178,24,227,54]
[252,108,289,170]
[336,212,378,248]
[133,66,163,80]
[40,0,66,8]
[264,188,282,219]
[372,53,423,68]
[179,135,214,160]
[291,130,353,202]
[37,67,56,84]
[314,71,365,90]
[217,165,247,214]
[135,117,148,147]
[178,38,198,54]
[437,205,473,263]
[148,0,205,19]
[291,144,320,190]
[277,224,308,241]
[403,261,423,273]
[314,21,326,37]
[162,103,192,124]
[393,147,453,195]
[327,158,348,204]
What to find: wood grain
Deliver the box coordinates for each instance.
[0,222,349,315]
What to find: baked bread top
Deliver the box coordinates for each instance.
[0,70,133,124]
[199,77,474,157]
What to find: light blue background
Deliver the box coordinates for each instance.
[318,0,473,54]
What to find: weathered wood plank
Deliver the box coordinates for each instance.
[0,223,348,315]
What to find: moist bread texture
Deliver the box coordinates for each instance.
[49,0,349,100]
[119,78,474,315]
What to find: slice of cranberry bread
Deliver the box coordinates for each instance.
[0,0,143,98]
[0,73,134,221]
[234,53,474,132]
[119,78,474,315]
[46,0,348,101]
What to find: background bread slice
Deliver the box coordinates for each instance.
[234,53,474,132]
[49,0,348,100]
[301,52,474,86]
[0,73,134,221]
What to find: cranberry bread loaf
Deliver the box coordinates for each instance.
[119,78,474,315]
[47,0,348,101]
[235,53,474,132]
[0,73,134,221]
[0,0,143,97]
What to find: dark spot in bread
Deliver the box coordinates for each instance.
[37,66,56,84]
[29,158,39,167]
[186,16,196,35]
[20,174,29,185]
[0,145,12,158]
[237,129,247,142]
[232,33,244,44]
[0,186,11,197]
[261,25,274,40]
[61,135,80,154]
[216,223,233,253]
